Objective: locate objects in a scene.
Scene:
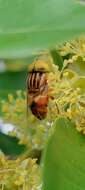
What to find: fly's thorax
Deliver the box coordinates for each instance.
[28,60,51,73]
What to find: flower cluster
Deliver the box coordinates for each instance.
[58,37,85,76]
[0,38,85,189]
[0,153,41,190]
[1,90,51,157]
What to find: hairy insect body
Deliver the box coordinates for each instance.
[27,65,49,120]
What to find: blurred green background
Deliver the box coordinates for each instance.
[0,0,85,177]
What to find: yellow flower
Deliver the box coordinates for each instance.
[82,57,85,61]
[8,94,14,103]
[71,98,76,104]
[72,55,78,61]
[14,176,24,186]
[82,44,85,51]
[63,71,69,77]
[2,104,9,113]
[19,137,28,145]
[16,90,22,97]
[67,108,72,119]
[16,99,22,106]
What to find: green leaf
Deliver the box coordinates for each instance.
[50,49,63,70]
[0,132,26,156]
[71,76,85,93]
[69,57,85,76]
[0,71,27,99]
[62,69,78,80]
[0,0,85,58]
[4,56,37,69]
[42,117,85,190]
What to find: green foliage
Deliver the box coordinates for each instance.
[41,38,85,190]
[1,54,85,151]
[0,90,51,158]
[71,76,85,93]
[50,50,63,70]
[43,117,85,190]
[0,132,26,156]
[4,56,37,71]
[0,0,85,189]
[0,71,26,99]
[1,38,85,189]
[0,0,85,58]
[59,38,85,75]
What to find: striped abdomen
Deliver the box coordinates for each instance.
[28,71,48,94]
[27,71,49,120]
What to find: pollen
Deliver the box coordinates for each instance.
[63,71,69,77]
